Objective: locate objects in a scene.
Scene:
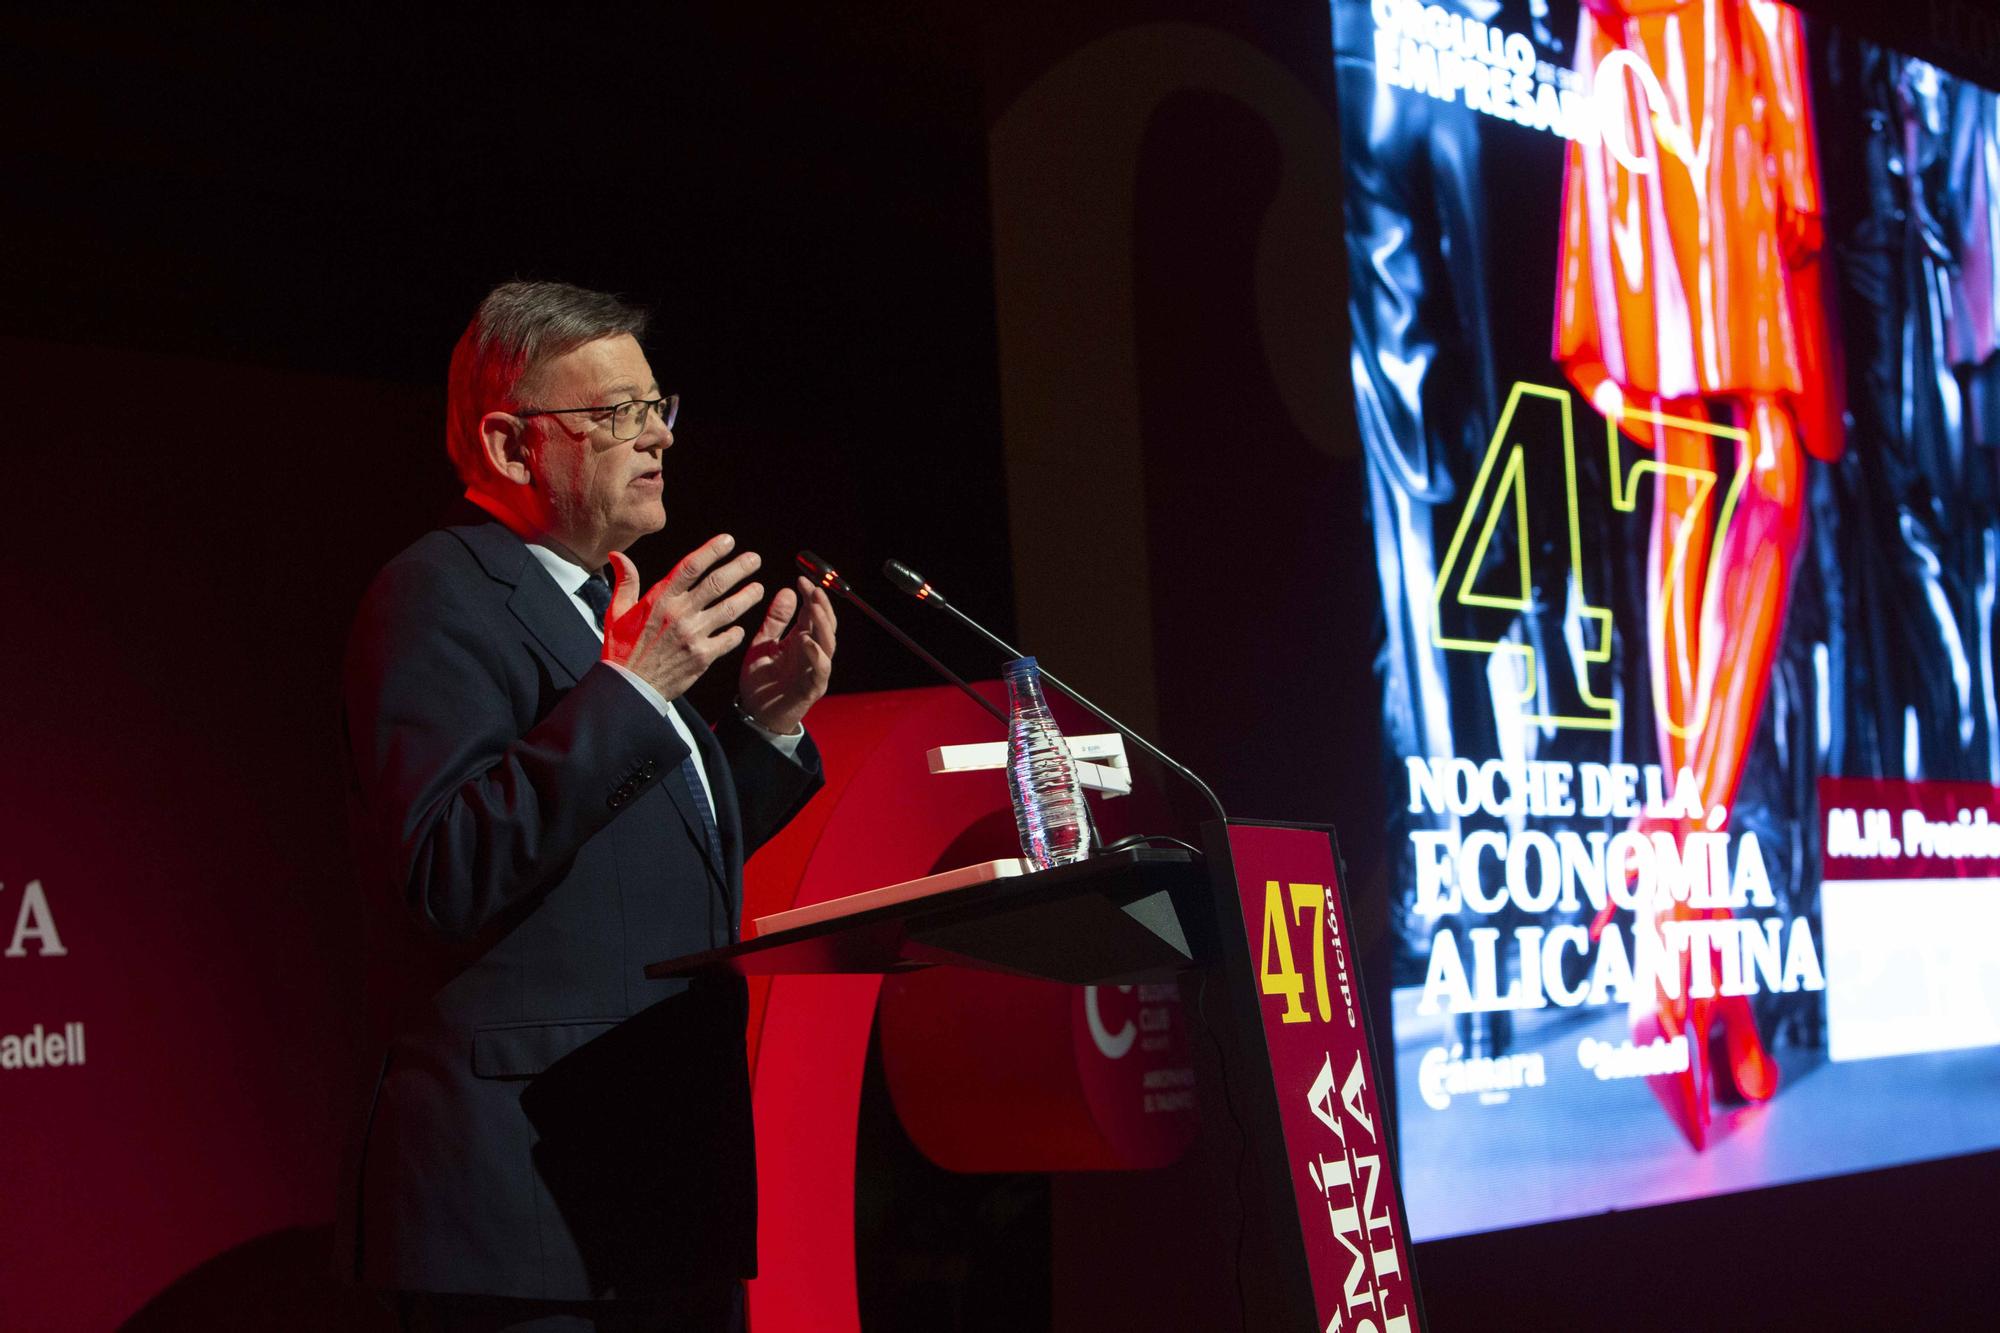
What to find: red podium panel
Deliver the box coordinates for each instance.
[1204,822,1425,1333]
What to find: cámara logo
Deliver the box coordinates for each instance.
[1418,1043,1547,1110]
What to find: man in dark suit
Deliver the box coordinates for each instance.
[339,280,837,1331]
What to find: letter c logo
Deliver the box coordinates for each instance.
[1085,985,1137,1059]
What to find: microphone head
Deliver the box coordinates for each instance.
[796,550,849,594]
[883,558,937,603]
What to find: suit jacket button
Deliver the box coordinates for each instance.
[609,792,626,809]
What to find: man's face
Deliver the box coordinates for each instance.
[521,333,672,560]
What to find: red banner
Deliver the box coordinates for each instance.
[1222,824,1421,1332]
[1820,777,2000,880]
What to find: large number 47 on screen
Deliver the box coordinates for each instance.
[1428,382,1749,738]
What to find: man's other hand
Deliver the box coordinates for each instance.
[737,575,838,735]
[603,536,763,702]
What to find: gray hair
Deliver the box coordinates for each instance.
[445,279,651,484]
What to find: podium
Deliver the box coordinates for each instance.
[644,687,1424,1332]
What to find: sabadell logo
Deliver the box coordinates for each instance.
[2,879,87,1074]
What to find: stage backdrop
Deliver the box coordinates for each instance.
[9,3,2000,1328]
[1336,0,2000,1239]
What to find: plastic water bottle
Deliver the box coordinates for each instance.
[1003,656,1092,868]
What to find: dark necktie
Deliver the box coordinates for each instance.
[577,572,613,631]
[680,742,726,878]
[578,572,727,895]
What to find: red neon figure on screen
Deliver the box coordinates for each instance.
[1554,0,1843,1147]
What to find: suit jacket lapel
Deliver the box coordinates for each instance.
[445,510,601,686]
[506,575,601,686]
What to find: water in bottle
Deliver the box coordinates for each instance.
[1003,656,1092,868]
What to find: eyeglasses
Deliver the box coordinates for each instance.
[517,393,679,441]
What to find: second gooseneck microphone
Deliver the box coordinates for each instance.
[796,551,1004,725]
[883,559,1228,824]
[810,551,1120,857]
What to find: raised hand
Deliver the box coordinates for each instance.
[602,535,763,702]
[737,575,838,735]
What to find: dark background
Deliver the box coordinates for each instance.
[1,1,1993,1329]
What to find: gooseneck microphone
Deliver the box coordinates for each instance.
[796,552,1005,725]
[811,551,1120,855]
[883,559,1229,824]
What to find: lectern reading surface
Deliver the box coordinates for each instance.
[646,847,1201,986]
